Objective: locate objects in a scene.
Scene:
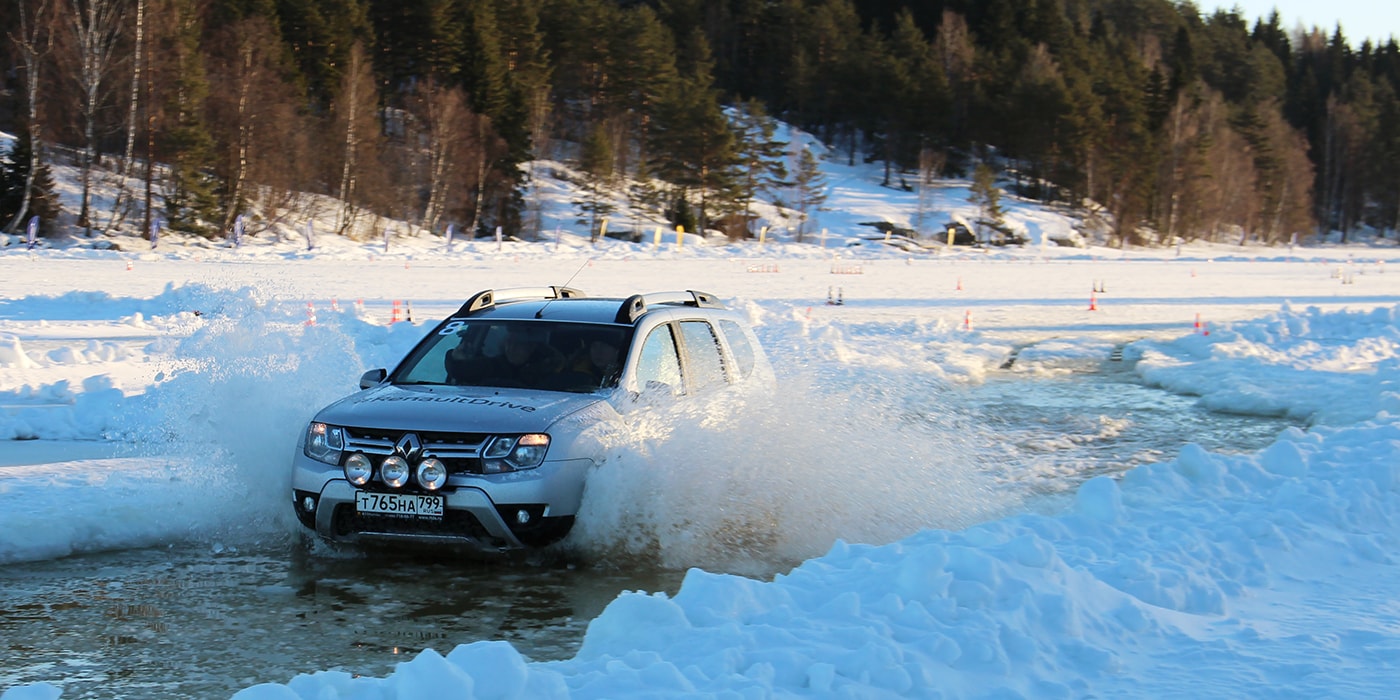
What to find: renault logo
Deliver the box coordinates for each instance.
[395,433,423,461]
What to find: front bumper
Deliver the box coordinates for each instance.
[291,453,589,553]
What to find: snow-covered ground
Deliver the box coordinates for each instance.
[3,146,1400,698]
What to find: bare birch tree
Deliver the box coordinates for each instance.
[103,0,143,232]
[1157,88,1203,242]
[207,17,294,235]
[465,114,505,239]
[66,0,126,234]
[1258,102,1315,244]
[332,42,381,237]
[914,145,946,239]
[405,83,477,235]
[6,0,57,233]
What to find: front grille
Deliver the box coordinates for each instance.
[344,427,489,475]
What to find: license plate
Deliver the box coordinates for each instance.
[355,491,444,518]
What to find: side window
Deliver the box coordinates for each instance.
[718,320,755,379]
[678,321,727,392]
[636,325,682,395]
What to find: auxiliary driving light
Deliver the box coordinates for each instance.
[344,453,373,486]
[301,495,316,513]
[380,456,410,488]
[416,458,447,491]
[515,509,531,525]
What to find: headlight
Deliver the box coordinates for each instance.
[305,422,345,465]
[344,453,372,486]
[381,456,410,488]
[416,458,447,490]
[481,434,550,473]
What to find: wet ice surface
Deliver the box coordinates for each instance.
[0,368,1296,699]
[0,541,684,699]
[957,364,1298,500]
[974,369,1288,501]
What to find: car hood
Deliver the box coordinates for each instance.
[314,384,604,433]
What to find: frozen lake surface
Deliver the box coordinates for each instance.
[0,361,1295,699]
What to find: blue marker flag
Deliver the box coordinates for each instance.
[150,219,160,249]
[305,220,315,251]
[232,215,245,247]
[25,216,37,249]
[445,223,455,249]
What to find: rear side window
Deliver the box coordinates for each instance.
[678,320,727,392]
[718,320,755,379]
[636,325,682,395]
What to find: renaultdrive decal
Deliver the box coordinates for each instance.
[357,395,538,412]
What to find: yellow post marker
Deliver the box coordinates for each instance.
[759,225,768,245]
[654,226,663,247]
[947,226,955,247]
[821,228,828,248]
[676,225,684,248]
[598,218,608,242]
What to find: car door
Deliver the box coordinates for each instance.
[674,319,729,393]
[634,323,684,397]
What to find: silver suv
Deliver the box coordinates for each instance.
[290,287,772,553]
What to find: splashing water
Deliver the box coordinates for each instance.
[114,291,417,545]
[565,372,1019,577]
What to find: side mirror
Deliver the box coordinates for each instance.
[359,368,387,389]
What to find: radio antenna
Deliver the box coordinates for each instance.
[536,258,593,318]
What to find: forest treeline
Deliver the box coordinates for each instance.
[2,0,1397,245]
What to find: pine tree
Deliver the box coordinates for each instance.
[608,5,679,179]
[273,0,371,109]
[969,163,1006,242]
[888,9,950,173]
[575,123,616,242]
[6,0,54,234]
[368,0,463,89]
[458,0,529,234]
[0,127,60,232]
[731,99,789,239]
[647,29,736,232]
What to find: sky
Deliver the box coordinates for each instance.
[1211,0,1398,44]
[3,137,1400,698]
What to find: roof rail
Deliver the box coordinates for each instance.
[457,286,585,315]
[613,290,724,324]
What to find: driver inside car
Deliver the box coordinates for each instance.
[446,325,563,388]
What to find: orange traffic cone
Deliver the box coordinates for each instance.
[390,300,402,324]
[963,310,973,331]
[304,302,317,326]
[1088,292,1098,311]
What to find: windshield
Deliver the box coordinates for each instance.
[393,320,632,393]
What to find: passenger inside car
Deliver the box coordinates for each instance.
[446,324,564,388]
